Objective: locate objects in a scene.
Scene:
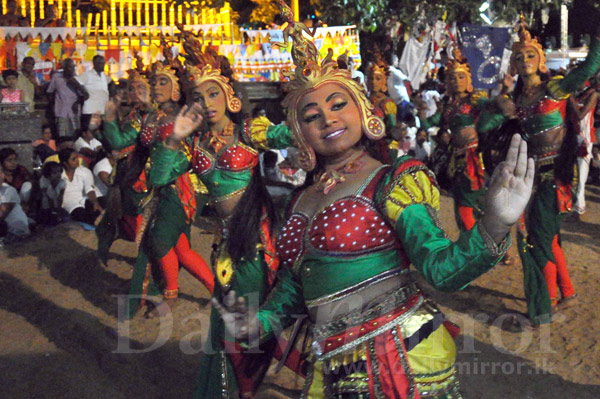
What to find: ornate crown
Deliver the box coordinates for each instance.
[510,14,547,74]
[277,1,384,171]
[175,25,241,113]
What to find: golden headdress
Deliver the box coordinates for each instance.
[509,14,547,75]
[152,62,181,102]
[126,52,151,100]
[446,45,473,93]
[176,24,241,113]
[277,0,384,171]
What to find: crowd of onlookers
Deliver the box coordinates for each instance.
[1,45,599,245]
[0,52,113,244]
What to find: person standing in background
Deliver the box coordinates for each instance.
[78,55,111,131]
[47,59,89,137]
[17,57,40,112]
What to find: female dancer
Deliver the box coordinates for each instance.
[481,18,600,324]
[149,38,295,397]
[100,62,214,318]
[95,70,153,264]
[212,6,535,397]
[418,47,491,233]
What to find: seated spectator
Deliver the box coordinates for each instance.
[43,136,75,164]
[1,69,24,103]
[92,152,115,198]
[411,128,431,162]
[59,148,104,226]
[0,148,32,207]
[37,162,68,226]
[74,128,103,165]
[32,124,57,166]
[0,163,30,241]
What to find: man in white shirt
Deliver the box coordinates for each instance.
[78,55,111,131]
[387,54,412,121]
[92,154,114,197]
[411,128,431,162]
[59,148,103,226]
[74,129,103,163]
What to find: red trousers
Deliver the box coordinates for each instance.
[542,235,575,304]
[158,233,215,295]
[458,206,476,231]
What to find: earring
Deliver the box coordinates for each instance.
[364,115,385,140]
[228,97,242,113]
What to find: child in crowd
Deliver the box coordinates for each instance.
[32,124,58,165]
[0,69,24,103]
[0,163,30,241]
[38,161,68,225]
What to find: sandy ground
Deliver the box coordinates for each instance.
[1,186,600,399]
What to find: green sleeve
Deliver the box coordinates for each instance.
[476,106,506,136]
[421,112,441,130]
[266,123,296,150]
[257,267,306,340]
[396,204,509,292]
[148,144,191,187]
[560,37,600,93]
[102,120,139,150]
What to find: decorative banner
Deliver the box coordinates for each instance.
[459,24,511,89]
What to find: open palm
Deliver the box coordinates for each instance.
[173,103,204,140]
[485,134,534,228]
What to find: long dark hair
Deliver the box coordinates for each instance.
[226,163,280,265]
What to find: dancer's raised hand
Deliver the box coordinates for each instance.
[482,134,534,243]
[172,103,204,140]
[211,290,261,341]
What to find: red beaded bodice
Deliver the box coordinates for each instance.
[277,167,402,270]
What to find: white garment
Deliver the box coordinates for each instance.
[352,69,367,92]
[77,69,110,115]
[421,90,441,118]
[92,157,113,197]
[39,177,66,209]
[387,65,410,105]
[412,142,431,162]
[61,166,96,214]
[574,109,595,214]
[399,34,432,91]
[74,137,103,153]
[0,182,30,236]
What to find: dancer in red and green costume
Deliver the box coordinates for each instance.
[148,37,296,397]
[212,3,535,397]
[105,62,214,319]
[419,47,496,233]
[94,70,153,264]
[366,61,402,164]
[480,19,600,325]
